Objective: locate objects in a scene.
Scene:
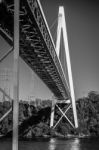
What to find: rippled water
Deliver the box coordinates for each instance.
[0,137,99,150]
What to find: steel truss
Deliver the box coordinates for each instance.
[0,0,70,100]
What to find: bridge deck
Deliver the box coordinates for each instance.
[0,0,70,100]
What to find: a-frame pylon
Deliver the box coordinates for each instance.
[50,7,78,129]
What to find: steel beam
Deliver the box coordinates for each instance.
[60,7,78,128]
[53,104,71,129]
[0,108,12,123]
[50,99,55,128]
[56,104,75,128]
[12,0,20,150]
[55,12,62,57]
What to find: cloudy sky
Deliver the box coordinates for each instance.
[0,0,99,100]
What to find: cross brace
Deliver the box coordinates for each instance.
[50,101,75,129]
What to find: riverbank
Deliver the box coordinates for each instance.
[0,131,93,141]
[1,91,99,138]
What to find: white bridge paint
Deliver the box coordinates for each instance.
[50,7,78,129]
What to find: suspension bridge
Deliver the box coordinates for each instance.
[0,0,78,150]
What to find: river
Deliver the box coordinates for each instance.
[0,137,99,150]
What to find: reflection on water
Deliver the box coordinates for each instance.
[48,138,56,150]
[70,138,80,150]
[48,138,80,150]
[0,137,99,150]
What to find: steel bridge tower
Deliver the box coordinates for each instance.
[50,7,78,129]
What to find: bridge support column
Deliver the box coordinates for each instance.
[12,0,20,150]
[61,7,78,128]
[55,7,78,128]
[50,100,55,128]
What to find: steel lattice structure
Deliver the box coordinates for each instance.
[0,0,70,100]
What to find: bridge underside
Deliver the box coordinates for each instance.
[0,0,70,101]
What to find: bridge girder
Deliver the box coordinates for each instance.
[0,0,70,100]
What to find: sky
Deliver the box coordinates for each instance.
[41,0,99,98]
[0,0,99,100]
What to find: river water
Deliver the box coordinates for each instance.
[0,137,99,150]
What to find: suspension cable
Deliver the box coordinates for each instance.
[50,17,58,30]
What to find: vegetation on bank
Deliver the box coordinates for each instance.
[77,91,99,136]
[0,91,99,138]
